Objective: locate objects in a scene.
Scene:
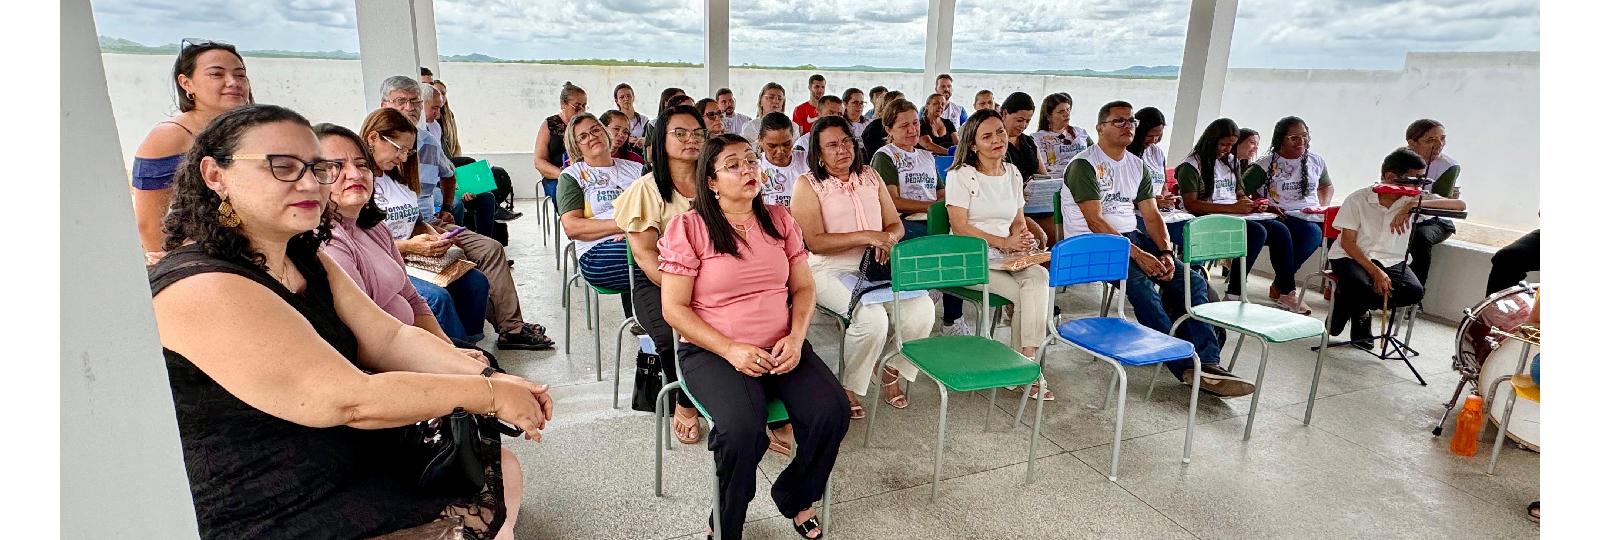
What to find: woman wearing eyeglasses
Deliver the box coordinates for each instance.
[793,115,935,418]
[535,82,588,200]
[557,113,646,310]
[147,104,551,540]
[132,38,252,266]
[659,133,847,540]
[1241,116,1333,315]
[364,108,555,350]
[739,82,796,142]
[613,104,709,445]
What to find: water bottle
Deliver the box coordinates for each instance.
[1450,394,1485,457]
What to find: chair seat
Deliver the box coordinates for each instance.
[941,287,1013,308]
[591,284,626,295]
[683,385,790,424]
[1190,301,1325,343]
[817,305,850,326]
[1056,318,1194,366]
[901,336,1041,392]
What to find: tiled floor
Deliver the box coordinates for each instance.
[486,209,1538,539]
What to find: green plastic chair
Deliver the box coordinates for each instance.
[861,235,1047,501]
[1053,190,1116,316]
[653,331,833,539]
[925,200,1012,335]
[1165,215,1330,440]
[562,239,635,383]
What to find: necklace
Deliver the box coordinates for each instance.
[268,255,295,289]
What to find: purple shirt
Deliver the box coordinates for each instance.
[325,216,430,325]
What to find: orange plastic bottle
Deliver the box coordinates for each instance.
[1451,395,1485,456]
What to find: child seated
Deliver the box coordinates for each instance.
[1327,148,1466,344]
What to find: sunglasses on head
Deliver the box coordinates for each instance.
[181,38,234,50]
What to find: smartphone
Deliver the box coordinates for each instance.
[441,227,467,240]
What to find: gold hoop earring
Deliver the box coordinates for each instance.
[218,198,241,228]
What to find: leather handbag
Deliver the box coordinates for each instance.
[411,407,522,497]
[631,350,665,413]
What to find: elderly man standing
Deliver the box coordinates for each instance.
[379,75,556,350]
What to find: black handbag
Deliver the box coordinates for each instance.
[847,247,894,317]
[631,350,665,413]
[411,406,523,496]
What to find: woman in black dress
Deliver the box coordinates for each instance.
[148,104,551,539]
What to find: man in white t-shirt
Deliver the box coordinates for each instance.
[717,88,752,138]
[935,74,968,128]
[1063,100,1253,397]
[1327,148,1465,345]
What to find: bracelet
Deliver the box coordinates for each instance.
[483,376,497,418]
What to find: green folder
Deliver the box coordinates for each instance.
[455,160,496,195]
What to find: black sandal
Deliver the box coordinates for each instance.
[497,324,556,351]
[1527,501,1539,524]
[792,514,823,539]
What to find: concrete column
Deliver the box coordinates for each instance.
[62,0,200,537]
[922,0,956,98]
[413,0,441,77]
[1169,0,1239,160]
[704,0,730,96]
[355,0,422,107]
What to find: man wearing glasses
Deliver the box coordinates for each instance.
[378,75,456,227]
[1062,101,1254,398]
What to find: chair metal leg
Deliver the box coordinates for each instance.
[592,290,602,381]
[584,283,594,330]
[1182,353,1203,464]
[1102,368,1118,410]
[710,453,723,540]
[863,352,891,448]
[1025,373,1047,485]
[612,317,635,409]
[655,382,681,496]
[1243,335,1271,440]
[931,383,951,501]
[1108,363,1130,482]
[1144,361,1160,400]
[1014,339,1048,430]
[563,275,579,358]
[1225,333,1245,371]
[821,473,833,534]
[1303,330,1330,425]
[1487,377,1518,475]
[984,388,997,431]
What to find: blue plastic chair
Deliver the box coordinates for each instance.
[1030,234,1205,481]
[933,155,954,183]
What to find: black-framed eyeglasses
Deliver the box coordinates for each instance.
[225,154,339,184]
[327,158,373,175]
[1100,118,1139,129]
[668,128,709,142]
[384,96,424,108]
[181,38,234,50]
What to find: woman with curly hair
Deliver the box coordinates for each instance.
[148,104,548,539]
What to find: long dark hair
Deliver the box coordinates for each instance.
[647,104,707,203]
[806,116,864,180]
[1234,128,1259,161]
[174,40,247,113]
[1268,116,1312,197]
[1037,92,1074,133]
[162,105,334,267]
[691,134,783,258]
[1188,118,1241,201]
[1129,107,1165,157]
[311,123,388,229]
[658,87,685,115]
[952,108,1004,169]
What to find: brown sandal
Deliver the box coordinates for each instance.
[882,368,908,409]
[672,408,702,445]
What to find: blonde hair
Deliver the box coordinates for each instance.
[563,113,610,163]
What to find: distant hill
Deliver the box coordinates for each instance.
[98,35,1177,79]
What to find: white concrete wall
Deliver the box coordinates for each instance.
[101,50,1538,232]
[65,0,200,537]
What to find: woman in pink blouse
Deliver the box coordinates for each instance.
[658,134,848,540]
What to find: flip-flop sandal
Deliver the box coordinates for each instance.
[791,513,823,539]
[848,402,866,420]
[767,430,793,456]
[1527,501,1539,524]
[882,370,909,409]
[1028,383,1056,401]
[672,412,702,445]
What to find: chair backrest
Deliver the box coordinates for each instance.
[934,155,954,183]
[1048,234,1130,288]
[890,235,988,292]
[927,200,951,235]
[1181,215,1248,264]
[1321,206,1342,239]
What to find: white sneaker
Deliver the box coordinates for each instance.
[942,318,975,336]
[1275,290,1312,315]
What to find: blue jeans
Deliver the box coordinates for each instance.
[1275,215,1323,294]
[1124,230,1222,378]
[451,191,498,237]
[411,269,490,343]
[900,218,964,325]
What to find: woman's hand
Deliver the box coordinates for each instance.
[458,348,489,365]
[489,375,553,442]
[996,233,1031,253]
[1229,199,1257,214]
[722,342,774,377]
[866,231,897,261]
[768,333,806,375]
[398,234,451,257]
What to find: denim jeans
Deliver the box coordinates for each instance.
[410,269,490,343]
[1276,215,1323,294]
[451,191,499,237]
[1123,230,1222,378]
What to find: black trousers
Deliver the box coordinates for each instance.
[1487,229,1540,295]
[679,340,849,539]
[631,275,692,409]
[1330,258,1424,327]
[1407,217,1455,286]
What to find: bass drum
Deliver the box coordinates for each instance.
[1454,283,1539,450]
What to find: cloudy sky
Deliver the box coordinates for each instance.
[91,0,1539,71]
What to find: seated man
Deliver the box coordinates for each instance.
[1328,148,1467,344]
[1062,100,1254,397]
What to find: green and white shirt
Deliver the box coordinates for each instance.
[1242,151,1332,212]
[1062,144,1156,237]
[555,159,646,257]
[759,149,809,207]
[1032,127,1093,179]
[1175,154,1242,205]
[872,144,941,204]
